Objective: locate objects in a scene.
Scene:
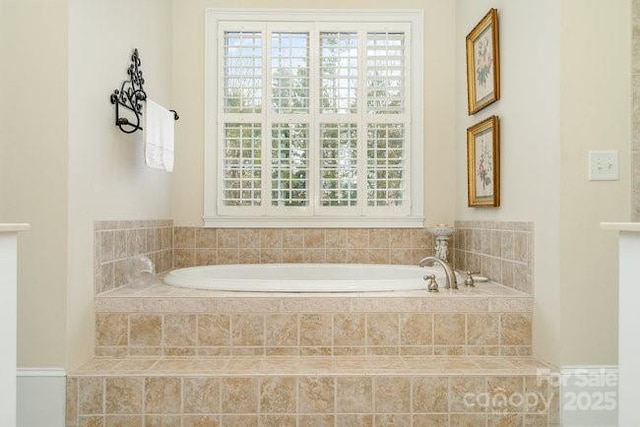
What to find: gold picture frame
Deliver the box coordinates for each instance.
[467,116,500,207]
[466,8,500,115]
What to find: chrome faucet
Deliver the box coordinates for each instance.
[418,256,458,290]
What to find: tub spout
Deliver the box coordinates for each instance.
[418,256,458,290]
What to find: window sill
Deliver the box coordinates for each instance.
[203,216,425,229]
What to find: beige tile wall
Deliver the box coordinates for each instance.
[95,309,532,358]
[172,228,435,268]
[66,365,560,427]
[94,220,173,294]
[452,221,534,294]
[95,221,536,294]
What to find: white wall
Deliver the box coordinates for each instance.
[171,0,457,226]
[456,0,630,367]
[455,0,563,364]
[67,0,173,369]
[559,0,630,366]
[0,0,69,369]
[0,0,174,422]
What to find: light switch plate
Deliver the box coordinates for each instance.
[588,150,619,181]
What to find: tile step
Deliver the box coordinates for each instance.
[67,356,560,427]
[69,355,553,377]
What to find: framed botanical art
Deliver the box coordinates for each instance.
[467,116,500,207]
[466,8,500,115]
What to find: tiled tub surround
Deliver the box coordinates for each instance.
[173,227,436,269]
[79,221,557,425]
[68,273,561,425]
[452,221,534,295]
[95,222,536,294]
[95,281,533,359]
[94,220,174,294]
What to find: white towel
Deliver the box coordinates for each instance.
[143,99,174,172]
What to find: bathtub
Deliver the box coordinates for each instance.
[163,263,457,292]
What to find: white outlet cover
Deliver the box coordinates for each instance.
[588,150,619,181]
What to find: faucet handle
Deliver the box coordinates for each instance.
[464,271,480,287]
[423,274,439,292]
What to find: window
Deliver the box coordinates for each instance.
[205,10,424,227]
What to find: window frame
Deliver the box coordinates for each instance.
[204,9,424,228]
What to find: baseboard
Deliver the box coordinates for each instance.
[560,365,618,427]
[17,368,66,377]
[17,369,66,427]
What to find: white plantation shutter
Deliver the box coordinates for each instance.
[271,123,309,207]
[319,123,358,207]
[223,31,263,114]
[207,11,423,226]
[366,32,406,115]
[271,32,310,114]
[362,31,409,214]
[367,123,405,207]
[221,123,262,207]
[269,31,312,213]
[320,32,358,114]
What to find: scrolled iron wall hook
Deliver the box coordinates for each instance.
[110,48,178,134]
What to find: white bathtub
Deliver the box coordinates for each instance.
[163,263,456,292]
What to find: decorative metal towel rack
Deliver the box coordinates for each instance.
[110,48,179,134]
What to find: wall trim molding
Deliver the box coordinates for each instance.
[17,371,66,427]
[17,368,66,377]
[561,364,618,370]
[560,365,619,381]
